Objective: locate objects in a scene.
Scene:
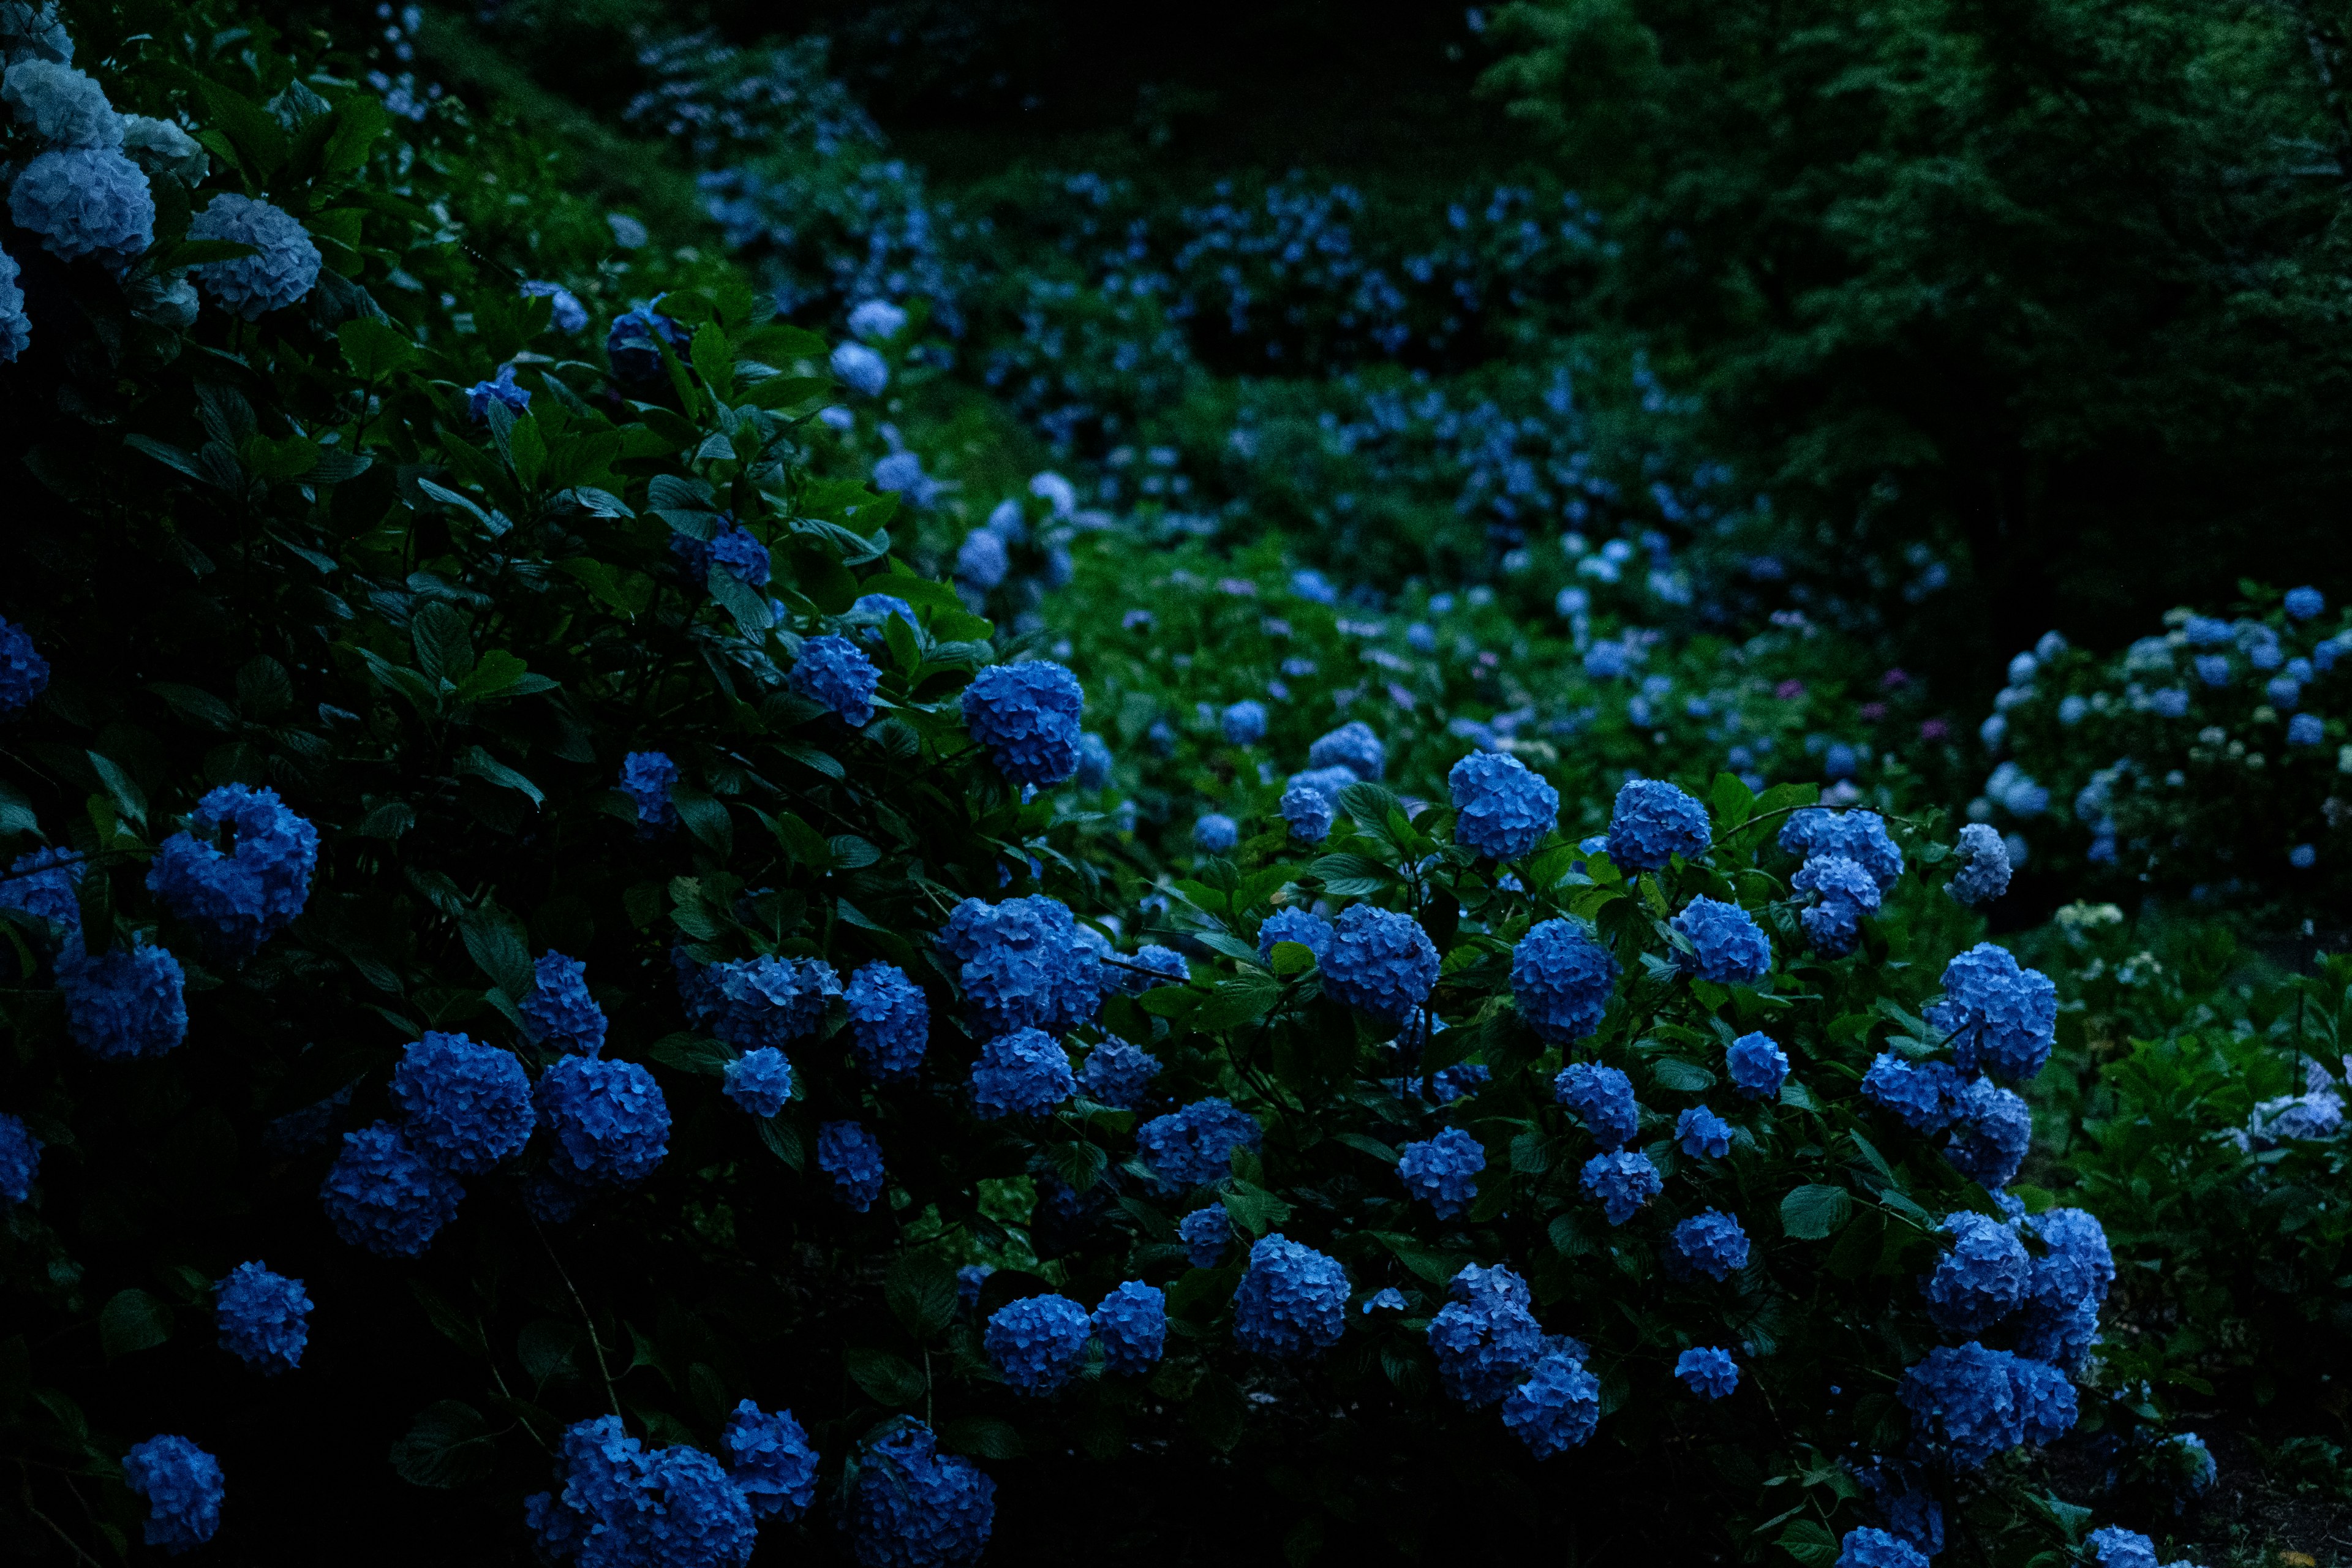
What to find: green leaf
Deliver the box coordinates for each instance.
[1648,1055,1717,1092]
[1268,940,1318,976]
[451,649,533,704]
[390,1400,498,1488]
[1776,1520,1840,1568]
[556,557,653,619]
[187,74,288,179]
[322,94,390,175]
[885,1252,960,1343]
[756,1116,804,1170]
[99,1289,173,1359]
[1333,1132,1400,1164]
[670,786,733,860]
[459,902,534,1000]
[690,321,736,404]
[645,1033,733,1077]
[457,747,544,808]
[1780,1183,1855,1240]
[409,1281,487,1357]
[1195,971,1280,1031]
[936,1416,1025,1460]
[1045,1138,1110,1194]
[410,603,474,684]
[845,1347,927,1407]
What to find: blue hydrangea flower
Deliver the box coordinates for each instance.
[2287,586,2326,620]
[537,1056,669,1186]
[1234,1233,1348,1358]
[1838,1527,1929,1568]
[970,1027,1074,1118]
[1898,1341,2075,1467]
[1321,904,1438,1028]
[1929,944,2057,1081]
[1448,752,1559,860]
[1924,1211,2031,1333]
[1221,699,1267,745]
[790,635,881,727]
[671,516,772,590]
[1511,919,1618,1042]
[849,298,908,341]
[1257,907,1333,965]
[0,613,47,711]
[707,955,842,1052]
[2193,653,2231,686]
[1554,1061,1639,1150]
[956,529,1009,589]
[845,962,927,1082]
[1726,1031,1789,1099]
[723,1401,817,1521]
[962,662,1084,786]
[1074,732,1114,790]
[608,300,689,383]
[214,1261,311,1376]
[1945,823,2013,907]
[521,279,587,333]
[1433,1063,1493,1104]
[1397,1126,1485,1219]
[1676,1345,1740,1399]
[2165,1432,2216,1497]
[1307,720,1385,780]
[521,952,607,1055]
[146,783,318,960]
[831,339,889,396]
[0,1111,40,1203]
[621,750,679,829]
[321,1122,464,1257]
[1501,1351,1600,1458]
[1279,778,1335,843]
[1137,1098,1261,1190]
[10,145,151,259]
[1093,1281,1167,1376]
[2290,712,2325,746]
[124,1434,224,1554]
[2184,616,2232,647]
[722,1047,795,1117]
[1946,1077,2032,1188]
[851,592,919,643]
[937,895,1104,1037]
[2027,1207,2116,1312]
[1779,809,1905,892]
[1581,1150,1662,1224]
[58,935,187,1059]
[985,1293,1092,1393]
[2087,1526,2159,1568]
[1646,1091,1713,1153]
[1,845,81,937]
[467,364,530,421]
[849,1420,995,1568]
[531,1418,756,1568]
[1673,896,1771,984]
[187,193,320,318]
[1291,568,1339,604]
[1179,1204,1231,1267]
[1669,1209,1751,1281]
[1607,778,1710,870]
[2,59,122,145]
[1796,853,1882,956]
[1856,1462,1945,1558]
[1077,1038,1158,1109]
[1427,1263,1545,1406]
[1862,1054,1969,1133]
[391,1031,533,1174]
[1363,1287,1409,1314]
[2291,842,2318,869]
[818,1119,886,1210]
[1194,812,1239,853]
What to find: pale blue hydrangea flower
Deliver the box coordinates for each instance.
[9,145,153,260]
[189,194,322,318]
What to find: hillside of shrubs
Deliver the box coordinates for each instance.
[1,0,2348,1564]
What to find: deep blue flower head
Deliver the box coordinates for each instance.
[956,529,1009,589]
[188,193,319,317]
[1077,1038,1159,1109]
[970,1027,1075,1118]
[608,301,690,383]
[10,145,152,259]
[1945,1077,2032,1189]
[1554,1061,1639,1150]
[1585,640,1633,679]
[962,662,1085,786]
[146,783,318,959]
[2183,615,2232,647]
[672,517,772,590]
[1779,810,1905,892]
[467,364,530,421]
[1838,1527,1929,1568]
[1397,1126,1485,1219]
[1676,1345,1740,1399]
[392,1031,533,1174]
[1511,918,1619,1042]
[707,955,842,1052]
[1287,764,1362,812]
[788,634,882,728]
[548,1422,756,1568]
[2164,1432,2216,1497]
[1074,732,1114,790]
[2269,674,2302,707]
[1292,568,1340,604]
[2291,712,2326,746]
[1898,1342,2073,1467]
[2,59,121,145]
[2193,653,2231,687]
[2087,1526,2159,1568]
[1093,1281,1167,1376]
[521,279,587,333]
[1221,699,1268,745]
[1796,852,1883,933]
[124,1434,223,1555]
[2,844,82,937]
[2013,1292,2100,1374]
[621,750,679,829]
[2287,586,2326,620]
[1308,720,1386,780]
[1801,897,1863,957]
[1194,812,1239,853]
[521,952,607,1055]
[1234,1233,1348,1358]
[59,935,186,1059]
[817,1119,887,1210]
[1945,823,2013,907]
[537,1055,669,1186]
[0,614,50,712]
[1581,1150,1663,1224]
[1929,944,2057,1081]
[1322,904,1439,1027]
[1137,1097,1261,1189]
[1669,1209,1751,1281]
[850,1420,995,1568]
[1257,907,1333,965]
[985,1292,1092,1393]
[1924,1212,2031,1333]
[2012,1354,2079,1446]
[1863,1054,1969,1133]
[852,592,919,641]
[1279,778,1335,843]
[1428,1263,1545,1406]
[1607,778,1710,870]
[846,962,929,1082]
[1449,751,1559,860]
[831,339,889,396]
[1673,896,1771,984]
[321,1122,464,1257]
[0,244,23,364]
[937,895,1103,1036]
[0,1111,39,1203]
[1727,1031,1789,1099]
[1501,1351,1600,1458]
[1178,1204,1231,1267]
[723,1401,817,1521]
[1677,1105,1732,1159]
[722,1047,795,1117]
[1856,1461,1945,1558]
[2027,1207,2116,1313]
[214,1261,311,1375]
[957,1265,993,1311]
[850,298,909,341]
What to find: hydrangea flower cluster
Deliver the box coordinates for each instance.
[1676,1346,1740,1398]
[1137,1097,1261,1189]
[1092,1281,1167,1376]
[58,937,187,1059]
[984,1292,1093,1393]
[1447,750,1559,859]
[722,1047,795,1117]
[970,1027,1075,1118]
[124,1434,224,1554]
[936,895,1104,1036]
[790,634,881,726]
[1279,777,1335,842]
[1672,895,1770,984]
[1606,778,1709,870]
[831,338,889,395]
[1428,1263,1545,1406]
[1676,1105,1732,1158]
[10,145,153,260]
[537,1055,671,1186]
[1193,812,1239,853]
[1221,698,1267,745]
[1306,720,1384,779]
[525,1415,756,1568]
[1320,903,1438,1027]
[0,243,24,363]
[1947,1077,2034,1188]
[845,961,928,1081]
[214,1261,311,1376]
[3,58,120,145]
[1838,1526,1929,1568]
[621,750,679,829]
[188,194,322,318]
[671,517,772,589]
[1897,1341,2078,1466]
[1726,1031,1789,1098]
[722,1401,818,1521]
[1510,918,1619,1041]
[1178,1204,1231,1267]
[467,364,530,421]
[0,1110,40,1203]
[960,661,1084,785]
[1499,1351,1600,1458]
[1861,1054,1970,1131]
[146,783,319,959]
[1928,944,2058,1080]
[848,1420,995,1568]
[1073,731,1114,789]
[1396,1126,1485,1218]
[1257,907,1333,964]
[0,613,47,711]
[1944,823,2013,906]
[1077,1037,1158,1109]
[816,1119,885,1210]
[1668,1209,1751,1281]
[1923,1212,2030,1333]
[693,953,842,1052]
[1233,1234,1348,1358]
[521,278,588,333]
[391,1030,535,1174]
[607,300,690,384]
[2015,1207,2114,1371]
[1781,809,1904,891]
[522,952,608,1054]
[1580,1150,1663,1224]
[320,1123,464,1256]
[1553,1061,1638,1149]
[1795,854,1882,956]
